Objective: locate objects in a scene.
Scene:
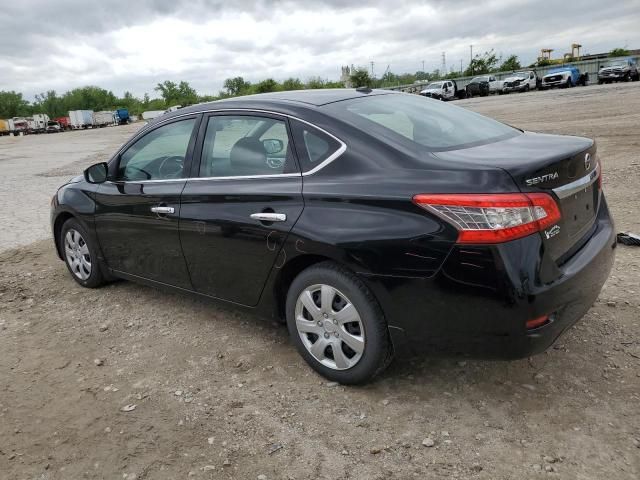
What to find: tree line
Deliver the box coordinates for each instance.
[2,47,628,118]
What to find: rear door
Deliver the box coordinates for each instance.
[179,112,304,306]
[95,116,200,289]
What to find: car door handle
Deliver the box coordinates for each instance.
[250,212,286,222]
[151,206,175,214]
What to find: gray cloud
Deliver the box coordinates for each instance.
[1,0,639,99]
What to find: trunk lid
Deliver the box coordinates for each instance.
[433,132,600,261]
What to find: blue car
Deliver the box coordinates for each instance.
[541,66,584,89]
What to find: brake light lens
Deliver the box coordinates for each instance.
[526,315,550,330]
[413,193,562,244]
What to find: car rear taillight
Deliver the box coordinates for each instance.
[526,315,550,330]
[597,158,602,189]
[413,193,562,244]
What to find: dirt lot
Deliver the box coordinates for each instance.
[1,84,639,480]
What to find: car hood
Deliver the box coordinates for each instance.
[504,75,526,82]
[544,70,571,78]
[420,88,442,93]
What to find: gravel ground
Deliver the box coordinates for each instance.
[1,83,639,479]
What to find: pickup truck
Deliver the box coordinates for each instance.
[420,80,466,100]
[502,70,538,93]
[541,66,587,89]
[465,75,502,96]
[598,58,639,83]
[46,121,61,133]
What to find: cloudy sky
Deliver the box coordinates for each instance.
[1,0,639,99]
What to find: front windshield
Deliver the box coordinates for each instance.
[513,72,528,78]
[605,63,626,68]
[426,82,442,89]
[324,93,519,151]
[472,76,488,82]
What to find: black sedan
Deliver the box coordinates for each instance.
[51,89,615,384]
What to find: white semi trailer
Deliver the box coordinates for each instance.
[69,110,94,129]
[93,111,115,127]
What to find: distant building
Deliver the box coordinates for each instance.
[341,65,353,88]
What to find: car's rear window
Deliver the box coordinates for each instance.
[324,93,519,151]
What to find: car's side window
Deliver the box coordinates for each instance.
[290,119,343,173]
[117,119,196,181]
[199,115,297,177]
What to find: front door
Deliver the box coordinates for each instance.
[180,113,304,306]
[95,116,199,289]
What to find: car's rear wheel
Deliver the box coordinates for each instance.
[61,218,105,288]
[286,262,393,384]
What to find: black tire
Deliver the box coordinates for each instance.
[524,84,530,92]
[60,218,106,288]
[285,262,393,384]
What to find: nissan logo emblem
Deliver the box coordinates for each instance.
[584,153,591,170]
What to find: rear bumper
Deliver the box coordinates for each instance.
[363,198,616,358]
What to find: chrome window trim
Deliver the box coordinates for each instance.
[121,108,346,181]
[552,163,600,199]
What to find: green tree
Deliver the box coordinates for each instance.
[223,76,251,96]
[305,76,326,89]
[281,77,304,90]
[0,90,31,117]
[177,81,198,105]
[499,55,521,72]
[33,90,64,117]
[60,86,117,112]
[609,48,630,57]
[350,68,372,88]
[464,50,499,76]
[255,78,279,93]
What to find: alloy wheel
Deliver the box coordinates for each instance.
[64,229,92,280]
[294,284,365,370]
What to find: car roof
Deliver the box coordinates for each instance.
[152,88,398,126]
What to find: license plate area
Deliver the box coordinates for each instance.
[560,184,597,238]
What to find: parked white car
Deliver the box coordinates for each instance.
[502,71,538,93]
[420,80,458,100]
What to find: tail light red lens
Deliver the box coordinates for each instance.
[413,193,562,244]
[526,315,550,330]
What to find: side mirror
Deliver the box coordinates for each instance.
[262,138,284,155]
[84,162,108,184]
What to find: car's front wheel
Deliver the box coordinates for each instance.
[60,218,105,288]
[286,262,393,384]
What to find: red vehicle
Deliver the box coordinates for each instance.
[54,116,71,130]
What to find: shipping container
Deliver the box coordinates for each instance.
[69,110,94,129]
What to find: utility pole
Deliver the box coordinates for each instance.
[470,44,474,75]
[460,59,463,75]
[422,60,425,72]
[441,52,446,76]
[370,61,375,78]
